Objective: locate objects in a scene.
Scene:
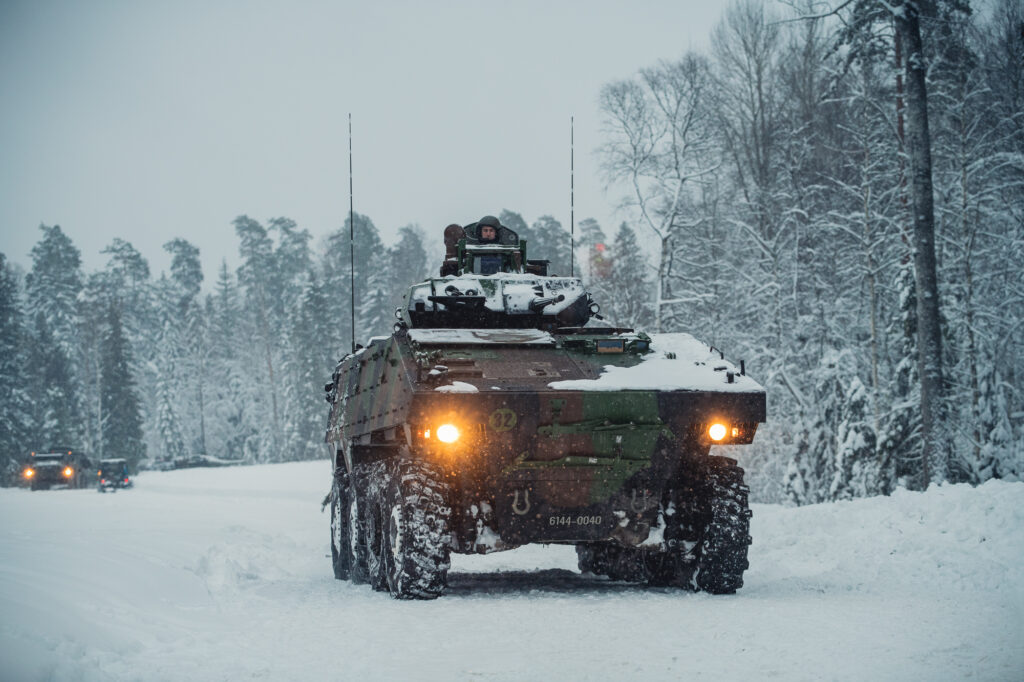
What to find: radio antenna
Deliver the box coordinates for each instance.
[348,113,356,354]
[570,115,575,278]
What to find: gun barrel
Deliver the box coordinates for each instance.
[528,294,566,312]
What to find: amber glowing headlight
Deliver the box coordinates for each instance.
[24,468,35,479]
[708,423,728,442]
[436,424,460,443]
[63,466,74,478]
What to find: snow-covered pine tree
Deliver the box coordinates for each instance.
[787,348,851,505]
[281,271,334,462]
[323,212,385,353]
[163,238,209,455]
[96,240,156,456]
[0,254,32,484]
[603,223,654,329]
[100,238,153,342]
[325,212,389,350]
[24,225,85,448]
[974,0,1024,484]
[25,224,83,359]
[972,360,1015,481]
[878,263,920,492]
[234,216,283,461]
[25,311,80,449]
[529,215,572,276]
[830,376,878,500]
[79,271,114,457]
[386,225,430,321]
[205,261,251,460]
[784,427,813,506]
[164,239,203,317]
[155,369,187,463]
[148,275,189,462]
[359,247,392,342]
[100,304,145,469]
[268,217,312,330]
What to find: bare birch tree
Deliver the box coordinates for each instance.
[599,53,718,332]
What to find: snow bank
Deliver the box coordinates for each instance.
[750,480,1024,595]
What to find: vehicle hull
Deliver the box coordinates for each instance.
[324,275,764,597]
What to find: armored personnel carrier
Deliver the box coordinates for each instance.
[324,216,766,599]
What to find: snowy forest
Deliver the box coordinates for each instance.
[1,0,1022,504]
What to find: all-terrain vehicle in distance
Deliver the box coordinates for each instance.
[324,216,766,599]
[97,458,133,492]
[22,450,93,491]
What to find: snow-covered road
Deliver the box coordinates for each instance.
[1,462,1021,681]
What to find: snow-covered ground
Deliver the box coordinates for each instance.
[1,462,1021,682]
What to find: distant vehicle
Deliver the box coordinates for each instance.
[22,450,93,491]
[97,458,133,492]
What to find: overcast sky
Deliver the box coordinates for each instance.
[0,0,722,281]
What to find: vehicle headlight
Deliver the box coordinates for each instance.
[63,467,74,478]
[24,468,35,479]
[708,423,728,441]
[436,424,460,444]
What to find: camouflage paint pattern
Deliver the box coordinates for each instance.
[325,327,765,550]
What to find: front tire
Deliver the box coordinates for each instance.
[382,459,451,600]
[581,456,752,593]
[690,456,752,594]
[330,473,351,580]
[346,485,369,585]
[362,462,391,592]
[651,455,752,593]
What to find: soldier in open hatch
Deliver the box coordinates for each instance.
[324,214,765,599]
[476,215,500,243]
[442,215,519,276]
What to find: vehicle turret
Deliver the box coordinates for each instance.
[409,218,597,330]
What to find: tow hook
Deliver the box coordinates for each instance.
[512,489,531,515]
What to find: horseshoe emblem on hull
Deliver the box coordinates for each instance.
[512,489,531,515]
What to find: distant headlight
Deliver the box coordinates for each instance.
[63,467,74,478]
[436,424,460,443]
[708,423,728,441]
[24,468,35,479]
